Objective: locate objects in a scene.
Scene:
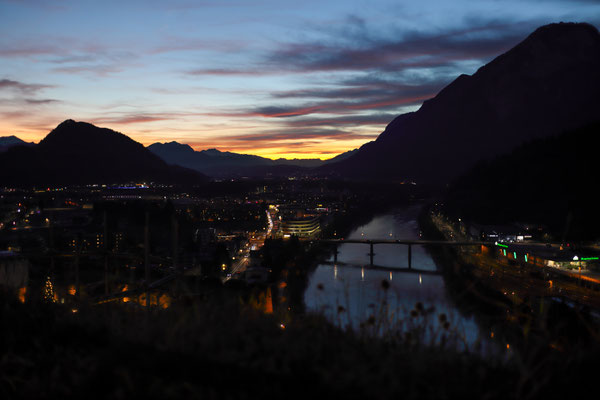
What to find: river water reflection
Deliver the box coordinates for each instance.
[305,206,493,350]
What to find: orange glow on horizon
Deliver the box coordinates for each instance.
[208,150,347,160]
[0,117,380,161]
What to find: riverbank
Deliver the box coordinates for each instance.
[422,206,600,311]
[274,197,409,314]
[417,204,600,397]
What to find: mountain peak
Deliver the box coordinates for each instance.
[58,119,77,126]
[148,141,195,153]
[529,21,599,39]
[478,21,600,75]
[40,119,135,150]
[0,135,25,143]
[202,148,223,155]
[52,119,79,132]
[330,22,600,184]
[0,135,32,149]
[0,120,207,185]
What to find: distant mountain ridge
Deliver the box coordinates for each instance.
[324,22,600,184]
[444,122,600,240]
[148,141,357,177]
[0,120,207,186]
[0,135,33,152]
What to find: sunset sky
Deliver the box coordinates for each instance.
[1,0,598,159]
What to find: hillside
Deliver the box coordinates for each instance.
[0,136,33,152]
[148,142,356,177]
[325,23,600,185]
[0,120,207,186]
[444,123,600,241]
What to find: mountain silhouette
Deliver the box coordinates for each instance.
[324,22,600,184]
[0,120,207,186]
[148,141,356,178]
[0,135,33,152]
[444,122,600,240]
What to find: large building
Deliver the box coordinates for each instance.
[280,216,320,239]
[484,242,599,271]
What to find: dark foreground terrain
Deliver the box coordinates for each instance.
[2,275,600,400]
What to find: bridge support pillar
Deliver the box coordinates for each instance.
[369,242,374,266]
[408,244,412,269]
[333,245,338,263]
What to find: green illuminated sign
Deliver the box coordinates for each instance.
[525,254,528,262]
[503,249,507,256]
[582,257,599,261]
[496,243,508,248]
[513,252,517,259]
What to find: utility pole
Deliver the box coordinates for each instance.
[172,216,179,273]
[48,217,55,271]
[144,211,150,308]
[104,211,109,295]
[75,233,80,298]
[172,216,180,297]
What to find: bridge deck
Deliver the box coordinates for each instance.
[318,239,492,245]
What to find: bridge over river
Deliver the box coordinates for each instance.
[318,239,492,268]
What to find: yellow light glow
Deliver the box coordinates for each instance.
[18,287,26,303]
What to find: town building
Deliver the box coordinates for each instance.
[280,215,320,239]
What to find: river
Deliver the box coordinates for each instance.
[304,205,495,351]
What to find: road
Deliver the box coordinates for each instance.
[223,209,275,283]
[430,212,600,310]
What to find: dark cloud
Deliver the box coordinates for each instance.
[152,38,248,54]
[265,22,529,73]
[24,98,60,104]
[243,92,434,118]
[90,113,179,125]
[182,18,538,79]
[181,17,536,146]
[0,42,63,57]
[197,77,440,121]
[270,77,448,107]
[186,68,268,76]
[278,113,400,128]
[0,37,138,76]
[182,18,550,150]
[271,79,443,100]
[48,48,137,76]
[51,64,126,76]
[0,79,54,94]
